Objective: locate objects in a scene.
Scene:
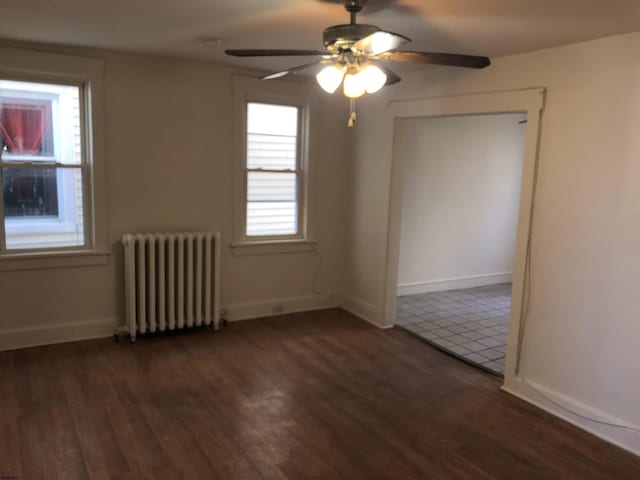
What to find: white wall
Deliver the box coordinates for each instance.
[396,113,525,295]
[0,42,351,347]
[2,32,640,456]
[346,31,640,454]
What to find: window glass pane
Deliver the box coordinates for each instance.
[3,167,58,217]
[3,167,85,250]
[247,102,298,137]
[0,80,81,164]
[247,132,296,170]
[247,171,297,236]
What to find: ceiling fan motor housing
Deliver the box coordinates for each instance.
[323,24,380,51]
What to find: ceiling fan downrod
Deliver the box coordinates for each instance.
[344,0,366,24]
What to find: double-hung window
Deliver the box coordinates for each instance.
[232,76,313,255]
[0,47,107,269]
[0,79,85,250]
[245,102,302,238]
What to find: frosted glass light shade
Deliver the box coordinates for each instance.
[316,63,388,98]
[316,65,345,94]
[366,32,402,55]
[343,72,365,98]
[360,64,387,93]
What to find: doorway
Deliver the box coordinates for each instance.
[394,113,526,376]
[382,89,545,387]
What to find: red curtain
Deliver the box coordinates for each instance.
[0,104,46,155]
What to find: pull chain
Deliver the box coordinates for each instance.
[348,98,357,128]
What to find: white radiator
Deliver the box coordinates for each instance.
[121,232,221,342]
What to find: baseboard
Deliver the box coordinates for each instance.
[0,293,371,351]
[338,292,389,329]
[398,272,513,296]
[502,378,640,457]
[222,293,340,322]
[0,317,118,352]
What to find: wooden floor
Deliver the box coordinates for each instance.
[1,309,639,479]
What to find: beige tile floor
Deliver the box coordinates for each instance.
[396,283,511,375]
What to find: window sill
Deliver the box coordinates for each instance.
[230,240,317,256]
[0,250,110,272]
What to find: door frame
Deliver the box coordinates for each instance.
[382,88,546,388]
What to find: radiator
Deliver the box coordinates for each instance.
[121,232,221,342]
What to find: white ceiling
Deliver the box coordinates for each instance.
[3,0,640,75]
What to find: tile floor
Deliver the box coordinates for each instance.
[395,283,511,375]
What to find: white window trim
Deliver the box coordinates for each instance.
[231,76,316,255]
[0,47,109,270]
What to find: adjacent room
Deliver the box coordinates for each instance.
[395,113,527,376]
[1,0,640,478]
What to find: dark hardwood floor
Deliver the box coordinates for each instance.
[1,308,639,479]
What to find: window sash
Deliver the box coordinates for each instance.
[0,161,82,169]
[245,168,300,237]
[1,86,71,163]
[1,164,86,251]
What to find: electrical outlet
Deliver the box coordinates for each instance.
[272,304,285,314]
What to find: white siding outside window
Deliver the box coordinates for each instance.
[245,102,300,237]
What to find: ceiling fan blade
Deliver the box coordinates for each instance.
[381,51,491,69]
[261,62,325,80]
[225,49,328,57]
[372,62,402,86]
[353,30,411,55]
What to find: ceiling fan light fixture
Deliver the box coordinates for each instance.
[360,64,387,93]
[343,71,366,98]
[316,64,346,94]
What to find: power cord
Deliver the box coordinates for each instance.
[524,380,640,434]
[514,110,640,435]
[312,248,336,298]
[515,111,541,376]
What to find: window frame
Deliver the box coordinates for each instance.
[232,76,315,255]
[0,47,108,270]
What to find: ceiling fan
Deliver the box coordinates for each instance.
[226,0,490,126]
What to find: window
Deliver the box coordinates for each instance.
[231,76,314,255]
[246,102,301,237]
[0,47,107,269]
[1,80,85,250]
